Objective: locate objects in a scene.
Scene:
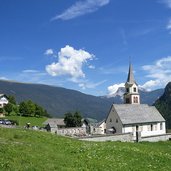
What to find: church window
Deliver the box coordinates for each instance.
[160,123,163,130]
[110,118,112,122]
[133,97,136,103]
[126,98,130,103]
[133,87,136,92]
[116,119,118,123]
[126,88,129,93]
[135,97,138,103]
[151,124,153,131]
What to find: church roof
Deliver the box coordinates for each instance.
[126,63,136,84]
[113,104,165,125]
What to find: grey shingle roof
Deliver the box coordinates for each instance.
[43,118,65,126]
[113,104,165,125]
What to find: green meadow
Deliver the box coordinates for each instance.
[4,116,47,127]
[0,127,171,171]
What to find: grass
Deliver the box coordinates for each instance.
[0,128,171,171]
[4,116,47,127]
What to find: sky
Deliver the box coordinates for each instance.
[1,0,171,96]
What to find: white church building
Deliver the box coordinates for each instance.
[106,63,166,138]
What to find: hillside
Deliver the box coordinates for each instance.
[0,127,171,171]
[155,82,171,129]
[0,80,164,120]
[0,80,112,120]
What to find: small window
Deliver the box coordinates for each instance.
[151,124,153,131]
[133,97,136,103]
[160,123,163,130]
[126,88,129,93]
[110,118,112,122]
[116,119,118,123]
[134,87,136,92]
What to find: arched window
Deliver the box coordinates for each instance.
[133,96,136,103]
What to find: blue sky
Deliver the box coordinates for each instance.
[1,0,171,96]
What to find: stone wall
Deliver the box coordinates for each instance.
[79,133,134,142]
[57,127,86,137]
[79,133,171,142]
[141,133,171,142]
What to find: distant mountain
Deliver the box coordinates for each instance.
[0,80,164,121]
[155,82,171,129]
[104,87,164,105]
[0,80,112,120]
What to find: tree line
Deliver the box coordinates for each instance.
[2,95,50,117]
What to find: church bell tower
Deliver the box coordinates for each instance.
[124,63,140,104]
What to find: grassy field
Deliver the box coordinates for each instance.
[4,116,47,127]
[0,128,171,171]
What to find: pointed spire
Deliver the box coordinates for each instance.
[126,62,135,84]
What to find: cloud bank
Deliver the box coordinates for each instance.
[141,56,171,90]
[46,45,94,79]
[52,0,110,20]
[107,83,125,96]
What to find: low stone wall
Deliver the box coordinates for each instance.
[79,133,134,142]
[57,127,86,137]
[141,133,171,142]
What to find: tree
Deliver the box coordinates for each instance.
[64,112,74,127]
[64,112,82,127]
[19,101,28,116]
[35,104,44,117]
[4,103,13,115]
[19,100,50,117]
[8,95,16,105]
[73,112,82,127]
[19,100,35,116]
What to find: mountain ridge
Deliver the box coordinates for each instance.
[0,80,164,121]
[155,82,171,128]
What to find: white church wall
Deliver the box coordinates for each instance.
[106,107,122,134]
[123,122,166,137]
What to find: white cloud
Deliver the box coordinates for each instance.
[88,65,95,69]
[107,83,125,95]
[141,56,171,90]
[46,45,94,79]
[167,19,171,33]
[0,77,8,80]
[22,70,39,73]
[160,0,171,8]
[44,49,54,56]
[52,0,110,20]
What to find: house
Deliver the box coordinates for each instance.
[0,94,9,117]
[44,118,87,136]
[83,118,98,134]
[106,63,166,138]
[43,118,66,133]
[83,118,106,135]
[93,119,106,135]
[0,94,8,108]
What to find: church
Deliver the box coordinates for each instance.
[106,63,166,137]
